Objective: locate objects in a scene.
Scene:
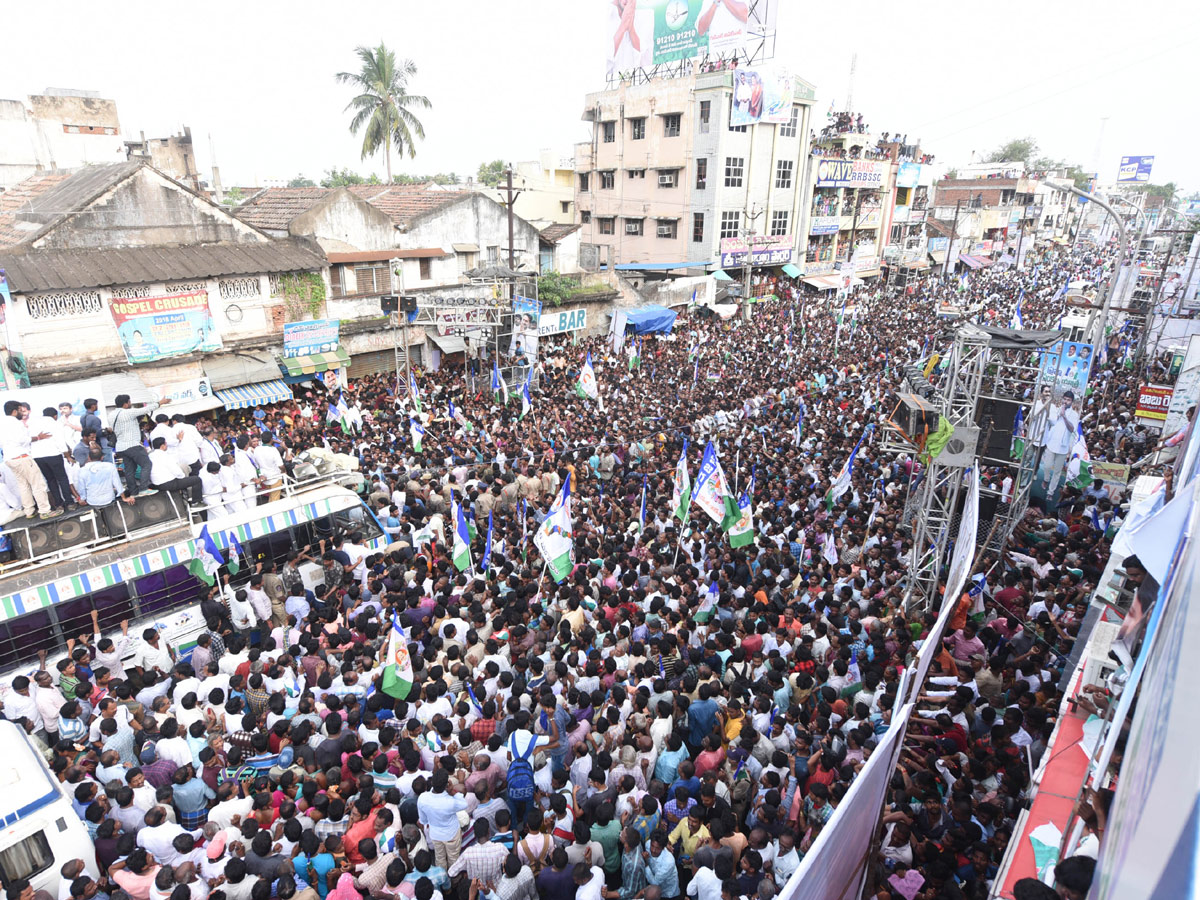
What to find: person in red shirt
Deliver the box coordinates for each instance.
[342,796,379,867]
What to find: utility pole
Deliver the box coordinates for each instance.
[1142,230,1184,367]
[741,205,764,322]
[943,199,963,280]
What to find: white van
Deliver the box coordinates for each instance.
[0,720,98,894]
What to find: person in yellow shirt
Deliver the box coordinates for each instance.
[668,808,710,862]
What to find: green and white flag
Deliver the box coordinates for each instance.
[380,612,414,700]
[186,526,222,586]
[451,496,473,572]
[534,479,574,583]
[575,351,599,401]
[692,441,741,532]
[729,470,755,548]
[409,418,425,453]
[671,442,692,522]
[409,372,423,414]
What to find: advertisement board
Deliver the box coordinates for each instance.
[814,158,886,189]
[1039,339,1094,404]
[0,270,31,390]
[856,208,882,228]
[152,377,213,407]
[730,68,794,126]
[605,0,752,75]
[282,319,340,358]
[928,237,949,252]
[538,307,588,337]
[510,296,542,360]
[1117,155,1155,184]
[719,234,792,268]
[1135,384,1173,423]
[1163,334,1200,436]
[909,208,926,223]
[1089,461,1131,487]
[809,216,840,236]
[896,162,921,188]
[109,290,222,365]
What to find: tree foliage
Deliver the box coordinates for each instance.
[287,175,317,188]
[321,168,381,188]
[477,160,507,187]
[985,137,1038,164]
[538,271,582,307]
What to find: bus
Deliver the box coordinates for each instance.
[0,476,388,685]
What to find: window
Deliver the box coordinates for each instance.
[896,187,911,206]
[628,168,646,179]
[693,213,705,243]
[724,157,744,188]
[354,265,388,295]
[457,251,477,273]
[487,245,499,263]
[560,200,570,214]
[330,266,343,297]
[720,211,741,239]
[770,210,789,236]
[696,159,708,190]
[657,169,678,188]
[600,170,615,190]
[25,290,104,319]
[656,219,678,239]
[663,113,681,137]
[0,830,54,885]
[624,218,644,235]
[579,172,590,192]
[418,257,432,281]
[775,160,793,189]
[630,117,645,140]
[699,100,711,133]
[581,210,591,224]
[780,107,798,138]
[602,121,616,143]
[598,217,615,235]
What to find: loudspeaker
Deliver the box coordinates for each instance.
[20,512,100,558]
[975,397,1023,462]
[399,295,418,313]
[380,295,398,313]
[124,491,185,529]
[891,393,939,438]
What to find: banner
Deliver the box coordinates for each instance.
[928,237,949,252]
[1117,155,1154,183]
[605,0,751,75]
[809,216,840,236]
[1,378,109,428]
[152,377,214,407]
[719,234,792,268]
[1089,461,1130,487]
[814,158,886,189]
[1039,339,1093,404]
[895,162,921,188]
[538,307,588,337]
[730,68,794,126]
[1135,384,1173,423]
[1163,334,1200,436]
[109,290,222,365]
[510,296,542,360]
[283,319,340,358]
[0,270,30,390]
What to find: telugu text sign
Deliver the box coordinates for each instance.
[282,319,341,358]
[719,234,792,268]
[1135,384,1173,422]
[109,291,222,365]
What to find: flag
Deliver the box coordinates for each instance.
[576,352,599,401]
[729,469,755,548]
[451,496,473,572]
[688,289,698,310]
[336,393,352,434]
[968,573,987,598]
[1010,288,1024,329]
[1066,423,1093,489]
[693,358,699,385]
[186,526,222,586]
[380,612,414,700]
[534,479,574,583]
[409,418,424,453]
[671,442,692,522]
[1010,406,1025,460]
[638,475,647,534]
[409,372,422,414]
[823,532,839,566]
[629,339,641,371]
[226,531,246,575]
[826,427,870,511]
[491,361,507,404]
[794,408,804,446]
[520,375,532,420]
[479,511,494,573]
[692,441,741,532]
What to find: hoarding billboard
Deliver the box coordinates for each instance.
[730,68,794,126]
[538,307,588,337]
[1135,384,1173,423]
[896,162,921,188]
[605,0,754,75]
[1117,155,1154,184]
[282,318,340,358]
[1039,339,1093,404]
[109,290,222,365]
[814,158,886,189]
[719,234,792,268]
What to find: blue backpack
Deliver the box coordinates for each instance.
[507,733,537,801]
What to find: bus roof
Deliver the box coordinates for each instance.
[0,721,62,826]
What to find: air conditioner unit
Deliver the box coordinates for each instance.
[934,424,980,468]
[657,225,673,237]
[625,223,641,234]
[658,174,675,186]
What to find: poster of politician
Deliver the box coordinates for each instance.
[109,290,223,365]
[730,68,794,126]
[1039,339,1092,403]
[606,1,750,76]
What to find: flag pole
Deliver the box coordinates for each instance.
[670,504,692,571]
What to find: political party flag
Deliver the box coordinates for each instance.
[451,496,473,572]
[1010,288,1025,330]
[226,531,247,575]
[693,358,699,385]
[692,441,741,532]
[380,611,414,700]
[535,479,574,583]
[336,394,352,434]
[823,532,839,566]
[409,372,422,414]
[576,352,599,401]
[409,418,424,453]
[1010,406,1025,459]
[638,475,647,535]
[729,469,755,548]
[1066,423,1093,489]
[520,375,532,420]
[491,361,507,404]
[186,525,222,585]
[671,442,692,522]
[826,426,870,511]
[479,511,494,573]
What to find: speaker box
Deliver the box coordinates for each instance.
[975,397,1024,462]
[890,393,939,438]
[20,512,100,558]
[400,295,418,313]
[380,294,398,313]
[124,491,186,529]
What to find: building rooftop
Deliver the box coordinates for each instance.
[233,187,333,231]
[235,184,468,231]
[539,223,581,244]
[0,161,144,249]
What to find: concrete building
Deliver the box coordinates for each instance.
[931,166,1044,270]
[0,89,124,190]
[124,127,203,193]
[480,152,576,230]
[573,68,815,272]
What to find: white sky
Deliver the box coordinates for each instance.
[5,0,1196,194]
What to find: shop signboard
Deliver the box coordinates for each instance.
[719,234,792,267]
[1135,384,1173,423]
[810,216,840,235]
[896,162,921,188]
[928,237,949,252]
[814,158,886,189]
[909,209,927,223]
[538,307,588,337]
[282,318,341,358]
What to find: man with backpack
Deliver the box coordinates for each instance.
[504,708,553,826]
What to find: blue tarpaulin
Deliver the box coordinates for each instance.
[623,305,677,334]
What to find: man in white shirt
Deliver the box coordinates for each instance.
[1040,391,1080,497]
[250,432,285,502]
[148,437,202,503]
[233,436,261,506]
[30,405,75,511]
[0,401,59,518]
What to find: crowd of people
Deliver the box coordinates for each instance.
[1,240,1143,900]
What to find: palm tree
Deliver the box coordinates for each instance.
[336,44,431,184]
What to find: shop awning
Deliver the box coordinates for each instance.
[929,250,946,264]
[204,353,282,392]
[803,275,839,290]
[712,270,733,282]
[781,264,802,278]
[452,243,479,253]
[428,333,467,354]
[214,379,293,410]
[280,349,350,377]
[166,393,224,416]
[958,255,985,269]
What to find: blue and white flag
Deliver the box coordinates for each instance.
[479,511,494,573]
[491,360,507,403]
[638,475,647,535]
[1010,288,1025,330]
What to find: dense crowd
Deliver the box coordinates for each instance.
[1,240,1146,900]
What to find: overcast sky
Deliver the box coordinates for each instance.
[5,0,1196,195]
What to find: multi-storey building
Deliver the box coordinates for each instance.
[573,68,815,273]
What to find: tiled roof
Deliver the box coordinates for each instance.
[0,161,144,249]
[926,218,954,238]
[233,187,332,230]
[346,184,464,226]
[539,223,581,243]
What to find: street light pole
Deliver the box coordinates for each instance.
[943,198,962,280]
